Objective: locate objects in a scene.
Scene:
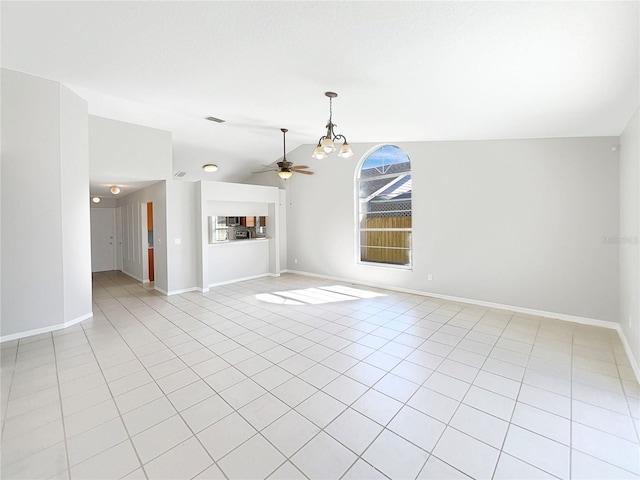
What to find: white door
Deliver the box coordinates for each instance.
[90,208,116,272]
[115,206,123,271]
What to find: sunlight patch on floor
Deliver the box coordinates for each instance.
[255,285,386,305]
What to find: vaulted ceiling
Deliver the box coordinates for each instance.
[2,1,638,186]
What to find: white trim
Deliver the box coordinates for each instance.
[155,286,200,296]
[208,273,277,288]
[357,261,413,271]
[287,269,639,382]
[615,326,640,384]
[0,312,93,343]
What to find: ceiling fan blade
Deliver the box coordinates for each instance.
[251,169,276,174]
[291,165,310,170]
[295,170,315,175]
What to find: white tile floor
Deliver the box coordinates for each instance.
[1,271,639,479]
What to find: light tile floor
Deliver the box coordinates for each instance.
[1,271,639,479]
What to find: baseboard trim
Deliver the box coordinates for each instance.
[615,326,640,385]
[157,287,200,296]
[208,273,274,288]
[287,269,639,383]
[0,312,94,343]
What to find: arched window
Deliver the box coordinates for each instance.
[357,145,412,267]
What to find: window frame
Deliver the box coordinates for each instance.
[355,144,413,270]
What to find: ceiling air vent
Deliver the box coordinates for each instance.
[205,116,226,123]
[174,171,187,178]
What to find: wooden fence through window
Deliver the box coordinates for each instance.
[362,216,412,265]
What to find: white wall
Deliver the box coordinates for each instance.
[619,108,639,367]
[89,115,172,181]
[165,181,198,294]
[250,137,620,324]
[60,86,92,324]
[279,189,288,271]
[206,201,269,217]
[208,241,270,286]
[198,181,281,290]
[1,68,92,339]
[117,182,167,292]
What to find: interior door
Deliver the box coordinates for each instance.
[90,208,116,272]
[115,206,123,271]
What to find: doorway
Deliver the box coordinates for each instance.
[90,208,116,272]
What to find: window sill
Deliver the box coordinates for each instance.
[357,261,413,271]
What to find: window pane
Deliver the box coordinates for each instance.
[215,229,228,241]
[357,145,412,268]
[360,230,411,249]
[361,246,411,266]
[359,174,412,203]
[361,145,411,174]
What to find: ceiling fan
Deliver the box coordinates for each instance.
[252,128,314,180]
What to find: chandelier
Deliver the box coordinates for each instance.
[312,92,353,159]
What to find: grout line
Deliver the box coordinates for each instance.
[4,271,639,480]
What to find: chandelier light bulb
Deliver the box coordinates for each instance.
[312,145,328,160]
[338,143,354,158]
[321,137,335,154]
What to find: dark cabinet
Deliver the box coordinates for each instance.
[241,216,256,227]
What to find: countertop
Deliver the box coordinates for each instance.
[209,237,269,246]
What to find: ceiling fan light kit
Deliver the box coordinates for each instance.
[313,91,353,159]
[278,169,293,180]
[276,128,294,181]
[252,128,314,179]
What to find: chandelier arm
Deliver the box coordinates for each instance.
[326,124,334,138]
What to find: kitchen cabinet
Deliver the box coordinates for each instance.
[241,216,256,227]
[148,248,154,281]
[147,203,153,230]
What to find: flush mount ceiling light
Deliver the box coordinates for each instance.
[91,196,101,203]
[312,92,353,160]
[202,164,218,173]
[110,186,120,195]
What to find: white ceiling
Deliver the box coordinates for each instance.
[2,1,638,187]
